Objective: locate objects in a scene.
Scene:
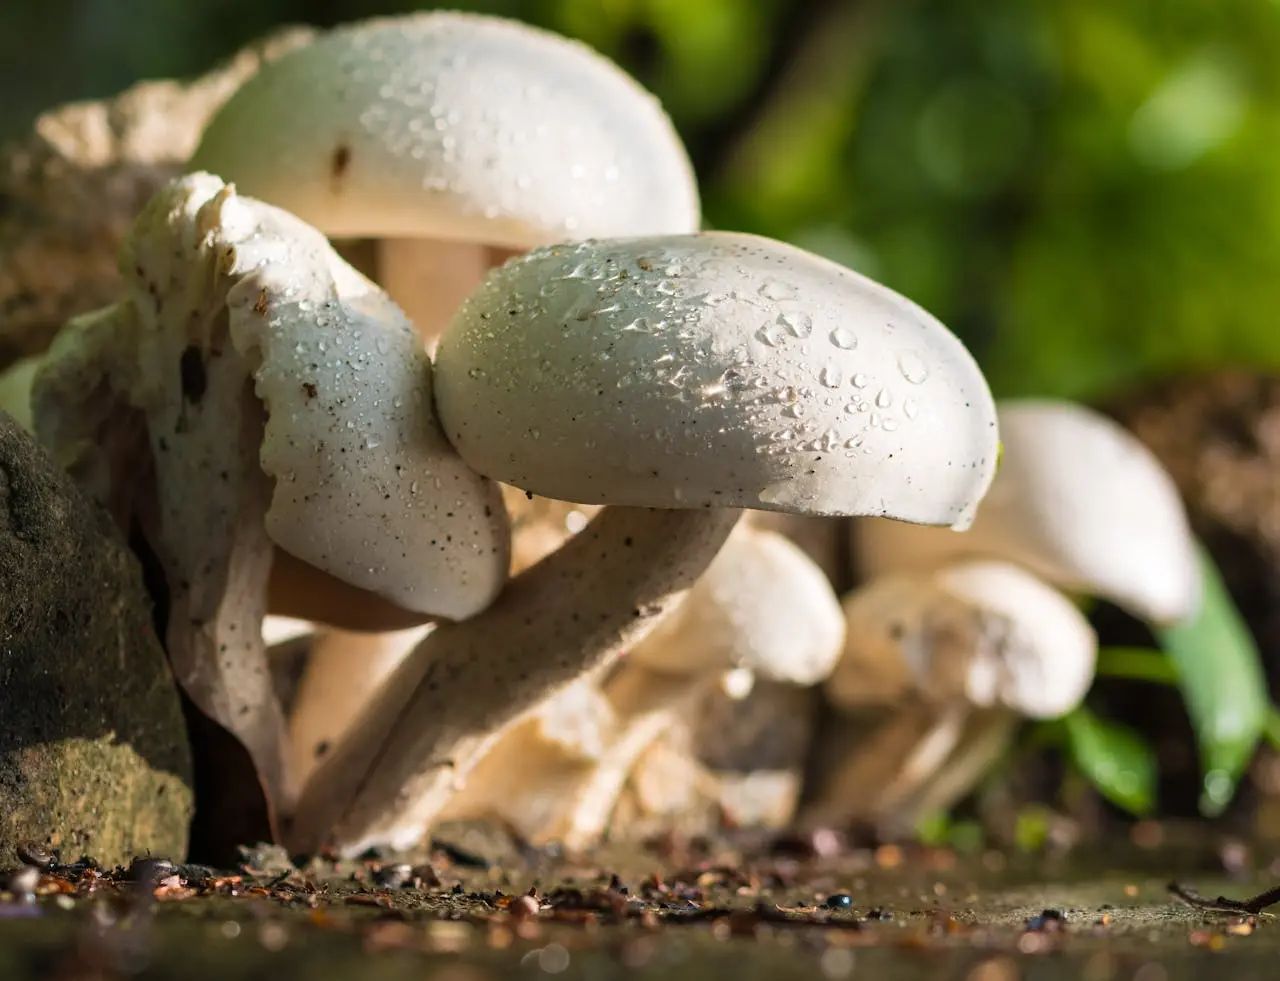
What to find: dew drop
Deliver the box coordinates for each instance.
[903,398,919,421]
[898,351,930,385]
[829,328,857,350]
[875,388,893,409]
[852,373,869,389]
[820,363,843,388]
[777,310,813,339]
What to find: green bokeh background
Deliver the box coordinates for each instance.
[2,0,1279,401]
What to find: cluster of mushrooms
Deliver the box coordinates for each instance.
[3,12,1202,857]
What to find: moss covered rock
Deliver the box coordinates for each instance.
[0,413,192,867]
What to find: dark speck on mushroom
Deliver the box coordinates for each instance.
[179,346,207,404]
[331,143,352,182]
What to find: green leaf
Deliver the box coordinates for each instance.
[1155,544,1268,816]
[1063,708,1157,816]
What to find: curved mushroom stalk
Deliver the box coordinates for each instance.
[189,12,700,349]
[285,504,742,855]
[287,231,1000,856]
[854,399,1201,626]
[431,522,845,848]
[806,559,1096,832]
[288,624,433,787]
[31,173,509,818]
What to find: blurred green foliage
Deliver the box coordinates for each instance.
[2,0,1280,398]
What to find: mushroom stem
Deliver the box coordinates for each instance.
[288,625,434,787]
[799,701,968,833]
[285,504,742,856]
[550,665,711,849]
[376,238,490,351]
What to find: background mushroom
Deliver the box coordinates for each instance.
[431,522,845,850]
[286,230,1000,856]
[854,399,1201,626]
[803,558,1097,835]
[189,11,700,346]
[30,173,509,818]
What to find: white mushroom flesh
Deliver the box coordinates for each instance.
[190,12,699,245]
[855,399,1200,625]
[435,233,999,529]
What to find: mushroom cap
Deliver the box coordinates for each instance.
[67,172,509,620]
[628,524,845,685]
[434,233,999,528]
[189,12,699,245]
[826,559,1097,719]
[854,399,1200,625]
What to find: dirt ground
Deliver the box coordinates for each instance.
[2,825,1278,980]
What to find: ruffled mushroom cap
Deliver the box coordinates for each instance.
[31,173,509,812]
[827,559,1097,718]
[855,399,1200,626]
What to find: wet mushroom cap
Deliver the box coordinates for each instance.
[434,233,999,525]
[89,173,511,621]
[854,398,1200,625]
[827,558,1097,719]
[189,12,699,245]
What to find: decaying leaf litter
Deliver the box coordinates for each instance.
[3,826,1280,980]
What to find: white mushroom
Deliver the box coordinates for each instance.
[432,523,844,848]
[803,559,1096,832]
[190,12,699,345]
[855,399,1201,626]
[31,173,509,816]
[286,231,1000,855]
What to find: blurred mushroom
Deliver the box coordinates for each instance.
[433,523,844,848]
[31,173,509,815]
[855,399,1200,626]
[0,26,314,368]
[190,12,699,346]
[287,231,1000,855]
[802,559,1096,833]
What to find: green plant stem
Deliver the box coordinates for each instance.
[1094,646,1181,686]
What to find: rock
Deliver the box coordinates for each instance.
[0,412,192,867]
[0,26,314,371]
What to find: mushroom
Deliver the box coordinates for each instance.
[30,173,509,816]
[189,12,699,346]
[854,399,1201,626]
[285,230,1000,856]
[283,482,602,788]
[432,522,845,848]
[802,559,1096,833]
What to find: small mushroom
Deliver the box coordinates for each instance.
[855,399,1201,626]
[286,231,1000,855]
[31,173,509,815]
[190,12,699,345]
[432,523,844,848]
[803,559,1096,833]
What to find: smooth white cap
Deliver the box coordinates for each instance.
[854,399,1200,625]
[434,233,999,528]
[827,559,1097,719]
[628,524,845,685]
[190,12,699,245]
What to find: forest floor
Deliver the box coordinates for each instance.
[3,824,1279,980]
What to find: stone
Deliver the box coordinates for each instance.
[0,412,192,867]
